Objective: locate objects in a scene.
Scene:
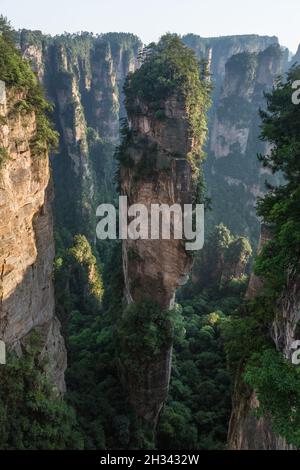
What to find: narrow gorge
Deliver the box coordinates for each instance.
[1,13,300,451]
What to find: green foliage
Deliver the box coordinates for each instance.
[218,96,254,125]
[125,34,210,108]
[244,349,300,448]
[55,238,134,449]
[221,298,273,376]
[114,119,134,171]
[223,66,300,445]
[0,18,58,161]
[124,34,211,172]
[186,224,252,293]
[158,298,233,450]
[158,401,198,449]
[160,224,251,450]
[0,22,249,450]
[0,16,15,43]
[55,234,104,322]
[68,235,104,300]
[254,66,300,294]
[224,236,252,266]
[0,332,83,450]
[118,300,176,378]
[226,51,258,79]
[0,18,35,88]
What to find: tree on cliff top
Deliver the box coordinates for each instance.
[125,33,211,104]
[0,16,14,44]
[0,17,58,159]
[123,33,211,173]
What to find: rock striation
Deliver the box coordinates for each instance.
[0,80,66,392]
[18,31,142,236]
[228,226,296,450]
[118,36,210,428]
[204,45,286,243]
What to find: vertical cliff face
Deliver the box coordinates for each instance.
[227,63,300,450]
[190,224,252,291]
[0,79,66,392]
[227,226,281,450]
[228,375,291,450]
[272,274,300,364]
[19,31,142,237]
[292,44,300,66]
[121,93,196,310]
[10,29,296,447]
[183,35,289,244]
[118,35,210,428]
[228,225,297,450]
[18,31,288,246]
[183,34,280,91]
[204,45,286,243]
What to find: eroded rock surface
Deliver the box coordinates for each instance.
[0,83,66,392]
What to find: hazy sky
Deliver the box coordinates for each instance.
[1,0,299,53]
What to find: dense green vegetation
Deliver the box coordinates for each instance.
[0,17,58,160]
[118,300,176,379]
[0,145,9,168]
[0,24,247,449]
[224,66,300,448]
[55,236,124,449]
[124,34,211,173]
[52,224,250,450]
[158,225,251,449]
[245,66,300,447]
[255,66,300,294]
[4,16,300,451]
[55,239,157,449]
[245,349,300,448]
[0,332,83,449]
[158,305,231,450]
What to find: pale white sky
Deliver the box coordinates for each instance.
[1,0,299,53]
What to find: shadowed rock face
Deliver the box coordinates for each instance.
[228,372,293,450]
[205,45,286,244]
[228,226,275,450]
[18,32,287,247]
[244,225,272,301]
[182,34,280,92]
[121,95,195,310]
[0,83,66,393]
[122,343,173,426]
[18,31,142,237]
[118,35,210,428]
[120,94,198,426]
[228,226,297,450]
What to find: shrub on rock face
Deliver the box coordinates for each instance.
[123,33,211,174]
[0,16,58,160]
